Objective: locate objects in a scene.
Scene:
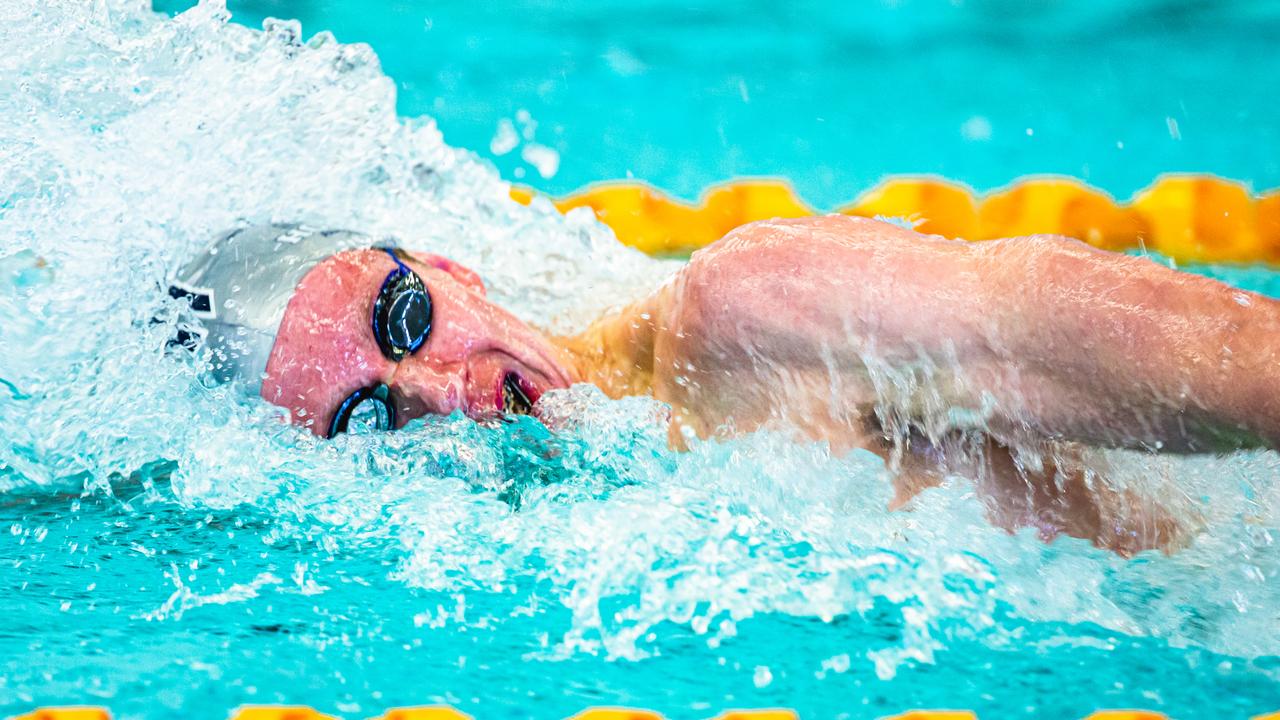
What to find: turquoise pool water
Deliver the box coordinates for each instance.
[2,2,1279,718]
[158,0,1280,205]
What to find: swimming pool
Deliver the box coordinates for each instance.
[154,0,1280,207]
[3,1,1279,718]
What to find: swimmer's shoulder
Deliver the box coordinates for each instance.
[696,214,959,259]
[685,214,964,287]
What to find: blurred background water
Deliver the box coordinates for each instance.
[156,0,1280,206]
[1,2,1278,718]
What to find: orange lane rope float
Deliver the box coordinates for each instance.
[511,175,1280,264]
[11,707,1280,720]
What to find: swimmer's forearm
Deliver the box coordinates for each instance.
[979,236,1280,450]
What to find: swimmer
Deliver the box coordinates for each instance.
[170,217,1280,554]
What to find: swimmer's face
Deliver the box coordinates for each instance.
[262,249,577,435]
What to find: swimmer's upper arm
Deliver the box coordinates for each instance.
[677,215,980,354]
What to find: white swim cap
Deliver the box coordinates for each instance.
[168,223,376,391]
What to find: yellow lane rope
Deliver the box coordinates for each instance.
[11,707,1280,719]
[511,175,1280,264]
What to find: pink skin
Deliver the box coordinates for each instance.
[650,215,1280,454]
[566,215,1280,554]
[262,249,576,435]
[254,217,1280,553]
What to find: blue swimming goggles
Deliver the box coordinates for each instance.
[327,247,535,437]
[327,248,432,438]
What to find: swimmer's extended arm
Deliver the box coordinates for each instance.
[648,215,1280,454]
[565,214,1257,553]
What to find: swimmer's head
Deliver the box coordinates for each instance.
[170,224,575,436]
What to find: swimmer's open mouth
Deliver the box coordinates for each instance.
[501,372,535,416]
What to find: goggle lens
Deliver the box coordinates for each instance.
[328,383,396,438]
[330,248,431,438]
[372,250,432,361]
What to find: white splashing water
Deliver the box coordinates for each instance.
[0,0,1277,681]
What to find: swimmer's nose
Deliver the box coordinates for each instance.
[388,361,466,423]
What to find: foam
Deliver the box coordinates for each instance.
[0,1,1277,689]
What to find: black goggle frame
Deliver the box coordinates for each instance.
[327,382,396,438]
[326,248,433,439]
[371,248,432,361]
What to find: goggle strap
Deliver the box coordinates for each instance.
[379,246,413,275]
